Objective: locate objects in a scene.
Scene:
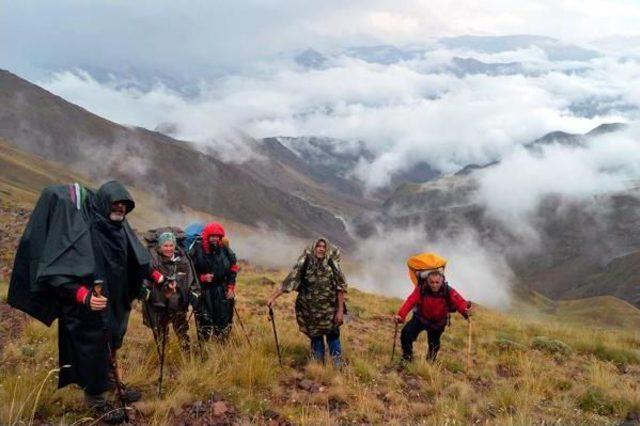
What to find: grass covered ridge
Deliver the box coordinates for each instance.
[1,269,640,425]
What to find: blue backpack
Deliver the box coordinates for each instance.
[182,222,204,255]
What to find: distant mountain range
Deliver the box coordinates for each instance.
[1,67,638,308]
[295,34,601,72]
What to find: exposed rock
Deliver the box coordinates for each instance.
[212,401,229,417]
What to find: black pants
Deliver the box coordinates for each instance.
[143,301,190,352]
[400,315,445,362]
[195,285,233,342]
[158,310,190,352]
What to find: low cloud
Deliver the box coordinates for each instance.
[38,46,639,190]
[476,122,640,239]
[350,223,513,309]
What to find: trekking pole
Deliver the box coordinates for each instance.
[268,306,283,367]
[186,293,204,356]
[466,319,472,375]
[94,282,130,423]
[142,297,162,359]
[390,321,399,363]
[233,301,253,348]
[158,313,169,397]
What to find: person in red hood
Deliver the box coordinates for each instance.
[394,269,470,362]
[191,222,240,342]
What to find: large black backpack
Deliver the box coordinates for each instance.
[143,226,187,250]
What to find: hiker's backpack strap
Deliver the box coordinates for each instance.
[298,253,311,294]
[444,283,452,326]
[327,256,348,316]
[417,281,455,325]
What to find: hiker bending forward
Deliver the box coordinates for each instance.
[394,269,470,362]
[192,222,239,342]
[143,231,200,352]
[268,238,347,366]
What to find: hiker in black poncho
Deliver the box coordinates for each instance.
[8,181,151,424]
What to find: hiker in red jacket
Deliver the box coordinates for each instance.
[394,269,470,362]
[191,222,239,342]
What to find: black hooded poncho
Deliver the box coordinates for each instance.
[8,181,150,395]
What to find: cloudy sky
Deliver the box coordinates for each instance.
[4,1,640,302]
[3,0,640,77]
[2,0,640,190]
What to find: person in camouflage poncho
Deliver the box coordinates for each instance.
[267,238,347,365]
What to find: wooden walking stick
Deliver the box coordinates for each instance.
[268,306,283,367]
[94,282,130,423]
[390,321,399,363]
[466,318,472,375]
[233,302,253,348]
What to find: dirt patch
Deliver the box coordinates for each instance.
[158,395,292,426]
[163,395,238,425]
[0,301,28,348]
[0,202,30,270]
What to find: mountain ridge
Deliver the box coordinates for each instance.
[0,69,353,247]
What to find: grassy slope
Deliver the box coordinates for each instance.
[1,271,640,425]
[0,138,259,236]
[556,296,640,330]
[0,138,92,208]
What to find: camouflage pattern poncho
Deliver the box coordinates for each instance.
[281,238,347,337]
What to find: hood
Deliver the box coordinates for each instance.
[94,181,135,219]
[306,237,333,262]
[202,222,226,252]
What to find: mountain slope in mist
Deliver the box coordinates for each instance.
[259,136,441,201]
[354,125,640,308]
[0,69,352,246]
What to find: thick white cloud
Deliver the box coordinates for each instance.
[350,223,513,308]
[477,122,640,237]
[37,47,639,188]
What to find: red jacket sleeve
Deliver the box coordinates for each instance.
[448,287,468,316]
[397,286,421,320]
[75,285,90,304]
[150,270,164,285]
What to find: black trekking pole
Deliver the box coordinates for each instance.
[142,297,162,359]
[390,321,399,363]
[186,293,205,356]
[268,306,283,367]
[94,282,130,423]
[232,300,252,348]
[157,311,169,397]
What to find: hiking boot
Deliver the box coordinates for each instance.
[396,357,409,371]
[109,382,142,403]
[91,402,126,424]
[119,385,141,403]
